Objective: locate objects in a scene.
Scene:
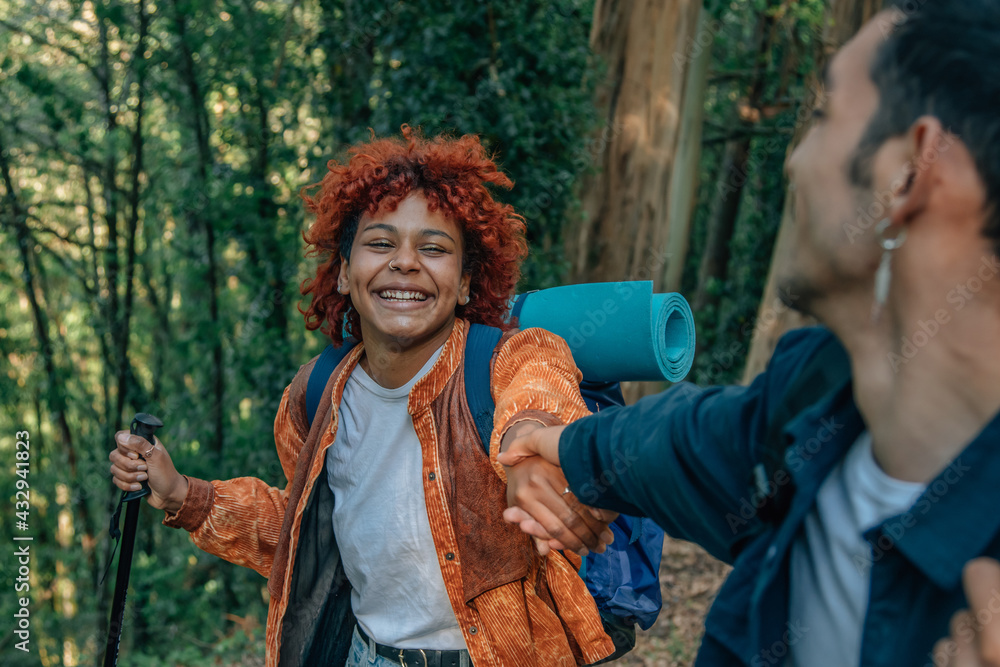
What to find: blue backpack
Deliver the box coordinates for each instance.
[305,319,664,661]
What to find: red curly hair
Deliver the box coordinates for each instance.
[299,126,529,346]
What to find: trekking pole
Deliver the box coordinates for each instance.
[103,413,164,667]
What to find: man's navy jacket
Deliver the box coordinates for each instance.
[560,327,1000,666]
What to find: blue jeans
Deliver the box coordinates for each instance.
[345,626,473,667]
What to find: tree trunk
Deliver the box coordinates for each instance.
[662,5,712,293]
[691,6,774,311]
[115,0,148,432]
[98,14,124,432]
[691,138,750,314]
[570,0,705,289]
[741,0,882,382]
[170,0,226,454]
[569,0,708,402]
[248,52,290,405]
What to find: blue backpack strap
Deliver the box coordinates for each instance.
[508,291,533,324]
[579,380,625,413]
[306,339,358,428]
[464,323,503,453]
[464,291,533,450]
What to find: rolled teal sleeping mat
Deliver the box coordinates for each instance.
[512,281,695,382]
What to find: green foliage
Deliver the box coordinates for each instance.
[317,0,598,288]
[0,0,596,664]
[0,0,829,662]
[684,0,827,385]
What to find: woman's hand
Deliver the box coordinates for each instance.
[932,558,1000,666]
[500,421,615,557]
[497,424,565,468]
[109,431,189,513]
[503,455,614,557]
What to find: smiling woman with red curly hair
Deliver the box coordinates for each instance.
[109,126,618,667]
[300,125,529,346]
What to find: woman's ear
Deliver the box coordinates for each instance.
[459,273,471,306]
[337,257,350,295]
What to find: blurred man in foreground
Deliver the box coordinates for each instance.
[499,1,1000,665]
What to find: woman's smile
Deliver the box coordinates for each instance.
[339,192,471,352]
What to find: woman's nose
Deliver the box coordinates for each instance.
[389,245,420,272]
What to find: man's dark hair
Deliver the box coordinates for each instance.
[850,0,1000,253]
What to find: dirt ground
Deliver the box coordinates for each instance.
[607,536,731,667]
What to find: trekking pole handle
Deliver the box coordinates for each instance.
[123,413,163,502]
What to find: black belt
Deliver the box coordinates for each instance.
[356,625,467,667]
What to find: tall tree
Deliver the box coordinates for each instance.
[691,4,776,317]
[569,0,706,292]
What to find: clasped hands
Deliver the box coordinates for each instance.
[499,423,616,557]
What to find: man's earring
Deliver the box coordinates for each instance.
[872,219,907,323]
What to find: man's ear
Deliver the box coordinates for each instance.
[337,257,350,295]
[888,116,952,227]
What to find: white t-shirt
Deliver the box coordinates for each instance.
[788,432,926,666]
[325,345,466,650]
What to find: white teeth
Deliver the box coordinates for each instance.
[378,290,427,301]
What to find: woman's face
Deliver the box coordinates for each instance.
[338,192,471,352]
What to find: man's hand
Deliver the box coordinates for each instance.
[109,431,188,513]
[500,422,616,556]
[931,558,1000,666]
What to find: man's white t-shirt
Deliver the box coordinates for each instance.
[788,431,926,666]
[325,345,467,650]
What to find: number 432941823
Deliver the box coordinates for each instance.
[15,431,29,524]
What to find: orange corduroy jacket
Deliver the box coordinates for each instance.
[162,319,615,666]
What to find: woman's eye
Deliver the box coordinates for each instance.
[810,108,827,121]
[421,246,446,254]
[367,241,393,249]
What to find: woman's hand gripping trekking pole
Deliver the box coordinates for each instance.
[109,426,188,514]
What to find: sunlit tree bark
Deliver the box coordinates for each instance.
[570,0,707,292]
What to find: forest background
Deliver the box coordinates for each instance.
[0,0,880,664]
